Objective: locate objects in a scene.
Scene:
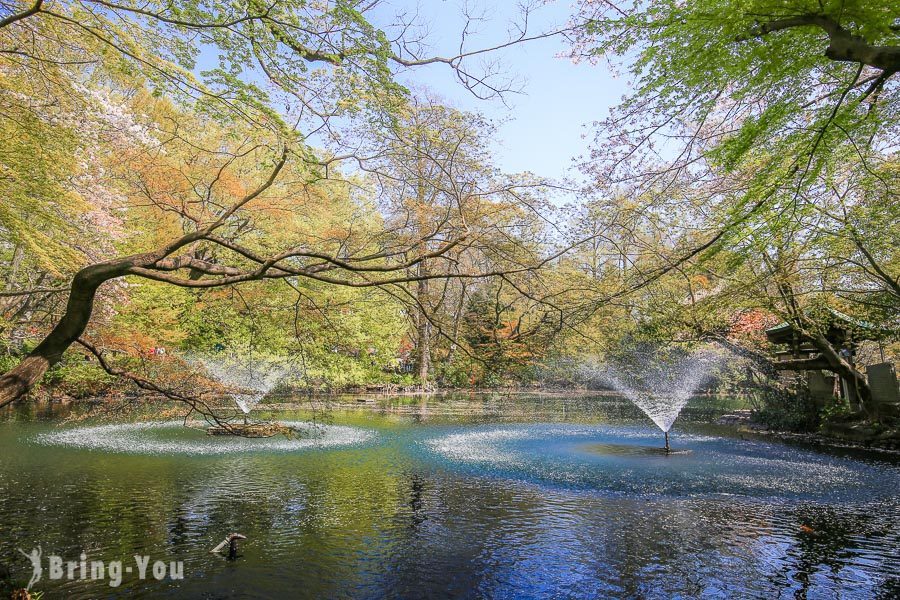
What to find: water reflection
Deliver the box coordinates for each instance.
[0,394,897,598]
[579,442,691,457]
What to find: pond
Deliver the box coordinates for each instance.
[1,393,898,598]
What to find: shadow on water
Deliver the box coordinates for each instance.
[579,442,692,457]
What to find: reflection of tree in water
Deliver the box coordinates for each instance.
[875,577,900,599]
[408,474,427,528]
[603,499,742,598]
[773,504,879,598]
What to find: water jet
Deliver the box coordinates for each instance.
[579,347,724,451]
[193,353,294,436]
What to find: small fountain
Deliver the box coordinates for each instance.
[194,354,295,437]
[35,352,376,453]
[580,347,724,453]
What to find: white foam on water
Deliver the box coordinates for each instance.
[423,424,886,499]
[35,421,375,455]
[426,425,717,468]
[426,428,531,466]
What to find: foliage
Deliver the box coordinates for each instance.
[752,385,822,433]
[43,355,118,399]
[820,396,856,426]
[570,0,898,191]
[0,0,561,398]
[0,0,896,410]
[562,0,899,416]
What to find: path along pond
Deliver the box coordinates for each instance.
[1,393,898,598]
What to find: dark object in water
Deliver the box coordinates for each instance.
[665,431,670,454]
[580,442,691,457]
[211,533,247,560]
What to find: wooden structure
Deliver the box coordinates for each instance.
[765,309,887,410]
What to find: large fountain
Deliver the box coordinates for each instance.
[579,347,724,452]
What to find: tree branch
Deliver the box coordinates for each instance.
[742,13,900,72]
[0,287,70,297]
[0,0,43,29]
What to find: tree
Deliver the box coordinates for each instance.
[567,0,898,282]
[342,95,557,386]
[0,0,575,405]
[569,0,897,192]
[566,0,899,412]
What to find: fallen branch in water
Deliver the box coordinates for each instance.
[210,533,247,560]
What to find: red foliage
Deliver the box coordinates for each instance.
[727,309,778,341]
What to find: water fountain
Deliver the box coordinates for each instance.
[423,421,879,498]
[194,353,295,437]
[579,347,724,453]
[33,352,376,452]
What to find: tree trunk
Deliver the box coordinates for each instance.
[5,244,24,286]
[0,263,122,408]
[413,150,431,387]
[445,282,468,367]
[416,263,430,386]
[416,316,430,385]
[807,332,874,414]
[1,244,25,317]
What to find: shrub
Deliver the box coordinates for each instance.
[751,386,821,432]
[44,354,117,399]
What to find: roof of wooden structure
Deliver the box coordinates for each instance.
[765,308,888,346]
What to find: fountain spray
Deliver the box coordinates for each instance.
[578,348,724,453]
[191,353,296,436]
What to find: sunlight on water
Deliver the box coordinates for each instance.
[427,428,531,466]
[424,424,895,499]
[34,421,375,455]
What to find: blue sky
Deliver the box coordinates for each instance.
[377,1,626,185]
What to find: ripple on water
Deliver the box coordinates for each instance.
[424,424,900,500]
[34,421,375,455]
[427,428,532,466]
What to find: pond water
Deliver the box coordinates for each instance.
[1,393,898,598]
